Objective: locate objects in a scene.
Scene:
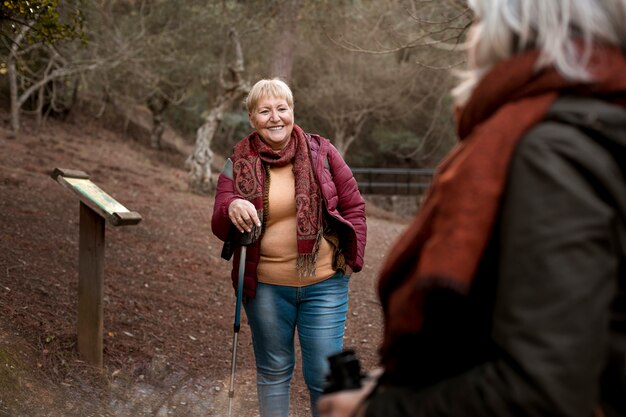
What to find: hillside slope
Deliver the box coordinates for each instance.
[0,112,410,417]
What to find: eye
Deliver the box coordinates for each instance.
[259,110,270,115]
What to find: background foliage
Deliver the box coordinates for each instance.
[1,0,471,168]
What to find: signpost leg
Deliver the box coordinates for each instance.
[77,201,105,367]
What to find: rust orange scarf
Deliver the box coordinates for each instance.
[378,46,626,371]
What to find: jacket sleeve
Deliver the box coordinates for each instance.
[365,122,623,416]
[327,144,367,272]
[211,158,242,242]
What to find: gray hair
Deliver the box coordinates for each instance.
[245,78,294,114]
[453,0,626,105]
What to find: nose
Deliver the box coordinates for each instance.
[269,109,280,121]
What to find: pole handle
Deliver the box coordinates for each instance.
[220,227,255,260]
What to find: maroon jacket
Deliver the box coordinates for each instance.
[211,133,367,298]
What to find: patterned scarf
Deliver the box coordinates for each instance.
[231,124,323,277]
[377,46,626,373]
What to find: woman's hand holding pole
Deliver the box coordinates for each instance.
[228,199,261,233]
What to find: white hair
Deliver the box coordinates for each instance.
[453,0,626,105]
[246,78,294,114]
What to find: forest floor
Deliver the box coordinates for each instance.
[0,109,412,417]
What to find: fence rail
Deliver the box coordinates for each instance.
[351,167,435,195]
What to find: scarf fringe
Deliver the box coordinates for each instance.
[296,227,323,277]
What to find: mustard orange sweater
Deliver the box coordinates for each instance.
[257,163,335,286]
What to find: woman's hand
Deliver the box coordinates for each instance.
[318,369,382,417]
[228,199,261,233]
[318,389,368,417]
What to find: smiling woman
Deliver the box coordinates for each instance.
[211,78,367,417]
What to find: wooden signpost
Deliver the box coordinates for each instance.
[51,167,141,367]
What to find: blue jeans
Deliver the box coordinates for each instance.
[243,271,350,417]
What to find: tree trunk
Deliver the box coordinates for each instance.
[333,126,348,158]
[148,95,169,149]
[270,0,300,84]
[332,113,366,157]
[7,26,30,136]
[186,84,249,194]
[9,47,96,134]
[8,59,20,136]
[150,115,166,149]
[186,109,219,194]
[339,132,358,158]
[36,84,45,127]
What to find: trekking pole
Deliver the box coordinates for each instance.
[226,230,254,417]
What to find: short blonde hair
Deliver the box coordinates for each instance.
[453,0,626,105]
[245,78,294,113]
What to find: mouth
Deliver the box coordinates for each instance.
[268,126,283,131]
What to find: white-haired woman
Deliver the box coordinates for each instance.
[319,1,626,416]
[212,78,367,417]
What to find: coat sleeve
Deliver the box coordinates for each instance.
[364,122,623,416]
[327,144,367,271]
[211,158,242,242]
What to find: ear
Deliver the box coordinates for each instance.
[248,113,255,129]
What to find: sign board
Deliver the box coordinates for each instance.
[51,167,141,367]
[51,168,141,226]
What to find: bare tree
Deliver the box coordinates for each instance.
[186,28,250,194]
[75,1,201,145]
[297,49,433,157]
[293,0,469,162]
[4,26,99,134]
[0,0,87,134]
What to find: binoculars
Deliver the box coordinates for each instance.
[323,349,365,394]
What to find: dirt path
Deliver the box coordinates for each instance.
[0,113,411,417]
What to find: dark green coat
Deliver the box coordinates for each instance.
[365,97,626,417]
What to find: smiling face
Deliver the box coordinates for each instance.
[249,95,294,151]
